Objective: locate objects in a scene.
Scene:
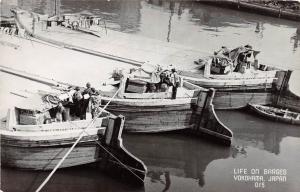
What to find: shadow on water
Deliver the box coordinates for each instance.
[1,164,145,192]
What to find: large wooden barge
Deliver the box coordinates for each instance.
[0,91,147,185]
[99,65,233,144]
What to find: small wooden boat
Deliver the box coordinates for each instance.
[248,103,300,125]
[99,64,233,144]
[179,45,290,109]
[0,91,147,185]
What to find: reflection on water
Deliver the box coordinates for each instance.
[218,110,300,154]
[1,0,300,191]
[291,30,300,52]
[1,165,145,192]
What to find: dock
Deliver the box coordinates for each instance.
[13,8,209,70]
[198,0,300,21]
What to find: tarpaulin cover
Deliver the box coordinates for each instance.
[16,93,59,113]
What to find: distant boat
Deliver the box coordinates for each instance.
[0,91,147,184]
[248,103,300,125]
[99,64,233,144]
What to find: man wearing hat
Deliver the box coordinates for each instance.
[73,86,83,118]
[170,68,180,99]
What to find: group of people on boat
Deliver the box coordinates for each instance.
[157,68,180,99]
[53,82,101,122]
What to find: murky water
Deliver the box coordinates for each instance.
[1,0,300,191]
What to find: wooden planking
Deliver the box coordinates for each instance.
[1,134,100,147]
[188,89,233,144]
[187,78,274,90]
[107,105,194,132]
[12,118,105,132]
[212,91,273,109]
[105,102,193,113]
[1,144,99,170]
[274,70,300,112]
[101,96,196,106]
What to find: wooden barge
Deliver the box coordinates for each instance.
[99,65,233,144]
[180,45,290,110]
[0,91,147,185]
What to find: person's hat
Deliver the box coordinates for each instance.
[86,82,91,88]
[244,44,253,49]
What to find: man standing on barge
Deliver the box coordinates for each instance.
[170,68,180,99]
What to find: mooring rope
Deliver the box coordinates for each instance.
[35,88,121,192]
[81,129,146,182]
[65,111,146,183]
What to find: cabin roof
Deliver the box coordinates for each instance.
[16,93,59,113]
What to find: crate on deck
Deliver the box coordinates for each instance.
[18,108,50,125]
[125,79,147,93]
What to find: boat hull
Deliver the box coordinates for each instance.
[101,89,233,145]
[102,102,194,133]
[1,115,147,185]
[180,70,289,109]
[213,91,273,109]
[1,141,100,170]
